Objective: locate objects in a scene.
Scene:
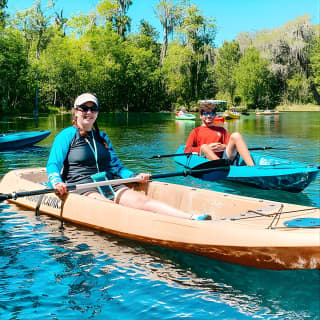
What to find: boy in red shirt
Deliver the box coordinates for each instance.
[185,102,254,166]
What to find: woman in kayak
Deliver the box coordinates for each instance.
[47,93,211,221]
[185,101,254,166]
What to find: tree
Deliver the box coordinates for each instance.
[176,3,216,100]
[309,35,320,104]
[162,41,193,103]
[131,20,160,61]
[214,41,242,104]
[235,47,277,108]
[236,15,319,105]
[139,19,159,39]
[154,0,183,68]
[0,28,29,112]
[117,0,132,39]
[12,1,55,60]
[285,73,313,104]
[97,0,132,39]
[68,12,97,37]
[53,9,68,36]
[0,0,8,27]
[178,3,216,52]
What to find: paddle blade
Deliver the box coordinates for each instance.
[193,159,230,170]
[191,159,230,181]
[0,194,10,202]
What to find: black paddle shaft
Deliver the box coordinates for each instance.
[0,162,230,202]
[0,184,79,202]
[149,152,194,159]
[144,147,288,161]
[151,165,230,180]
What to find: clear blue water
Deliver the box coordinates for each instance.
[0,112,319,319]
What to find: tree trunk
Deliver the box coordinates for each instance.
[310,83,320,105]
[159,24,168,69]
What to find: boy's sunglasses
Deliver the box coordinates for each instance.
[76,105,99,113]
[203,112,216,117]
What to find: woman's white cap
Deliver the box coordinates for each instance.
[74,93,99,108]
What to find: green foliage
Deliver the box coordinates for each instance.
[0,0,8,27]
[236,14,319,105]
[178,4,216,52]
[97,0,132,39]
[309,35,320,92]
[214,41,242,104]
[171,3,216,101]
[235,47,277,108]
[0,3,319,115]
[155,0,184,68]
[234,95,241,106]
[162,41,194,103]
[10,0,56,60]
[285,73,313,104]
[0,28,29,112]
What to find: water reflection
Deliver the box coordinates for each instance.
[0,146,50,170]
[2,207,318,320]
[0,111,319,319]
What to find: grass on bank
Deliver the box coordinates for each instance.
[275,104,320,111]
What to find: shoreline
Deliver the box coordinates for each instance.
[1,104,320,116]
[275,104,320,112]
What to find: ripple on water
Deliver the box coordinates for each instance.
[0,112,319,319]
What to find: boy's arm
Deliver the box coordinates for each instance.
[184,129,201,154]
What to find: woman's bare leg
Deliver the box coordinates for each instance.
[84,189,211,220]
[118,189,193,219]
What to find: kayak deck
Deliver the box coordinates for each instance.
[0,167,319,270]
[174,145,319,192]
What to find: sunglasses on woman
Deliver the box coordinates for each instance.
[76,105,99,113]
[203,112,216,117]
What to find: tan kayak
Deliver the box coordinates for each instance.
[0,167,319,270]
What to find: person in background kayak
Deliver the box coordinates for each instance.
[185,101,254,166]
[178,107,187,116]
[47,93,211,221]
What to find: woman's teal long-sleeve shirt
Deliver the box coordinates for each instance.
[47,126,134,186]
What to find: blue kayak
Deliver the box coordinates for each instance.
[0,130,51,151]
[174,145,319,193]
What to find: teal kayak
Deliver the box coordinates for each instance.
[0,130,51,151]
[174,145,319,193]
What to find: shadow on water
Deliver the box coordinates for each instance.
[146,246,320,317]
[0,112,319,319]
[31,212,320,319]
[212,179,318,207]
[0,203,319,319]
[0,146,50,173]
[58,223,320,319]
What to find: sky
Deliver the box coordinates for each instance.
[7,0,320,46]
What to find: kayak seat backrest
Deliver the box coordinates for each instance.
[91,172,115,199]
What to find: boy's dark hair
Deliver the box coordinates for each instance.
[199,102,216,115]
